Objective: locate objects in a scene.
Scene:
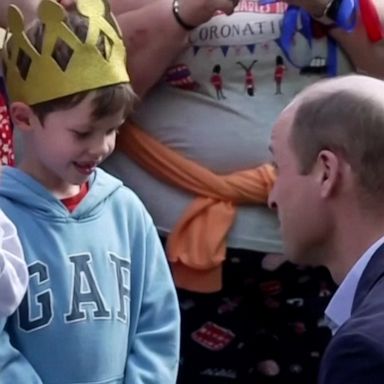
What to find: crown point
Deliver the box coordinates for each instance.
[77,0,106,18]
[3,0,130,105]
[38,0,66,24]
[8,6,25,34]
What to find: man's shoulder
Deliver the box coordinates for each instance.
[323,284,384,367]
[339,288,384,345]
[320,316,384,384]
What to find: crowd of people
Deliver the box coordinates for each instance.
[0,0,383,383]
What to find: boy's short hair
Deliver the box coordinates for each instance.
[16,6,136,123]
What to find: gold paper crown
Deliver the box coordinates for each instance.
[2,0,130,105]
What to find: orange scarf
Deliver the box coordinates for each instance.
[117,122,276,292]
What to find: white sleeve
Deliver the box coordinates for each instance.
[0,210,28,318]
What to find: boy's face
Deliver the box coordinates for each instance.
[13,92,126,195]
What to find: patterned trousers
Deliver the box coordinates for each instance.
[175,247,336,384]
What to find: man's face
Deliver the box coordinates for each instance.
[268,107,329,265]
[20,92,125,195]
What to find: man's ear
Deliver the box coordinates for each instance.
[10,102,38,131]
[315,149,341,199]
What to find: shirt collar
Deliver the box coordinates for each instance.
[325,235,384,334]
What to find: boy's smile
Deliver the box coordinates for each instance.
[73,161,99,176]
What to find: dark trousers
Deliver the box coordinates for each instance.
[172,246,336,384]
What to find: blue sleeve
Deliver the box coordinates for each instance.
[0,318,42,383]
[124,222,180,384]
[319,332,384,384]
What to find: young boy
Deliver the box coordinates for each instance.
[0,0,180,383]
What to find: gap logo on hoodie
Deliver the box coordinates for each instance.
[18,251,131,332]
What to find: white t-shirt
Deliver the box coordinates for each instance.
[104,1,352,253]
[0,209,28,317]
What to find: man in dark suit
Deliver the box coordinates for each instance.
[268,74,384,383]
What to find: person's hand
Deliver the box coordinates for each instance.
[281,0,330,17]
[174,0,238,28]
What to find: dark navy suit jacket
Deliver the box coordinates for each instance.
[319,243,384,383]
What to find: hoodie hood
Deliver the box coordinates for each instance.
[0,166,122,220]
[0,166,180,384]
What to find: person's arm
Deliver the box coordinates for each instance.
[0,214,38,381]
[0,0,40,27]
[111,0,237,96]
[14,0,236,96]
[284,0,384,78]
[0,211,28,318]
[0,318,43,383]
[329,0,384,78]
[319,332,384,384]
[125,207,180,383]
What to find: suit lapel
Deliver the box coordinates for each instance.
[352,242,384,312]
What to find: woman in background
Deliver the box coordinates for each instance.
[103,0,384,382]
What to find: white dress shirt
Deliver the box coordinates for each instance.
[325,235,384,334]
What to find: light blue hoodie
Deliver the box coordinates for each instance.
[0,167,180,384]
